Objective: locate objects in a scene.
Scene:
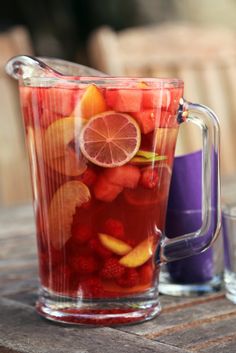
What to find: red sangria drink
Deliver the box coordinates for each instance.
[19,78,183,324]
[6,56,221,326]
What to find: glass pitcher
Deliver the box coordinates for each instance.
[6,56,221,325]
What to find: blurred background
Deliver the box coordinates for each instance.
[1,0,236,206]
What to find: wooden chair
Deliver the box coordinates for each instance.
[88,24,236,177]
[0,26,33,206]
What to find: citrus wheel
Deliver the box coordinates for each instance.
[79,111,141,168]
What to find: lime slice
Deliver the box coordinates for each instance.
[79,111,141,167]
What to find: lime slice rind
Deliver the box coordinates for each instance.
[79,111,141,168]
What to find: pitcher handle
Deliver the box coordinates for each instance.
[160,98,221,263]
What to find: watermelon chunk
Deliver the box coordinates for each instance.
[105,89,142,112]
[103,165,141,189]
[94,175,123,202]
[132,109,161,134]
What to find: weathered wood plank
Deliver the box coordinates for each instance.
[119,295,234,336]
[0,204,34,239]
[154,313,236,351]
[0,237,36,260]
[0,298,191,353]
[0,346,19,353]
[3,289,37,307]
[189,332,236,352]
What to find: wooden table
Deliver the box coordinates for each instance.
[1,204,236,353]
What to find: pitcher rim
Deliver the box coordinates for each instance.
[6,55,184,88]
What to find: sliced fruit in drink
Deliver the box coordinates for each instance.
[93,175,123,202]
[38,86,79,128]
[48,180,90,249]
[106,89,142,112]
[130,150,166,165]
[74,84,107,119]
[154,127,178,156]
[119,236,155,268]
[98,233,132,256]
[142,88,170,110]
[44,116,87,176]
[40,86,76,116]
[140,167,159,189]
[79,111,141,167]
[103,165,141,188]
[132,110,160,134]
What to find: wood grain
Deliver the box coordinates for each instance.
[0,298,190,353]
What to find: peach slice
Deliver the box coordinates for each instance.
[98,233,132,256]
[119,236,155,268]
[154,127,178,156]
[48,180,90,249]
[44,116,87,176]
[74,84,107,119]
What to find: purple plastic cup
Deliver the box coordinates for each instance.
[159,150,223,296]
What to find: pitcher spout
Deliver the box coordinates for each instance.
[6,55,104,82]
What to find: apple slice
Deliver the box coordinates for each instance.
[44,116,87,176]
[48,180,90,249]
[98,233,132,256]
[119,236,155,268]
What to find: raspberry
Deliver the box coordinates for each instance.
[89,238,112,259]
[139,263,153,285]
[70,255,99,274]
[125,238,137,247]
[81,167,97,187]
[100,258,125,279]
[81,277,104,298]
[104,218,125,239]
[71,223,93,244]
[140,167,159,189]
[116,268,139,288]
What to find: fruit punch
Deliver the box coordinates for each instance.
[20,82,183,300]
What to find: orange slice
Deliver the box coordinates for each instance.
[119,236,155,268]
[98,233,132,255]
[44,116,87,176]
[79,111,141,167]
[48,181,90,249]
[74,84,107,119]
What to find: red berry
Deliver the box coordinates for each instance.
[104,218,125,239]
[140,167,159,189]
[125,238,137,247]
[89,238,112,259]
[70,255,99,274]
[81,277,104,298]
[71,223,93,244]
[116,268,139,288]
[81,168,97,187]
[100,258,125,279]
[139,263,153,285]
